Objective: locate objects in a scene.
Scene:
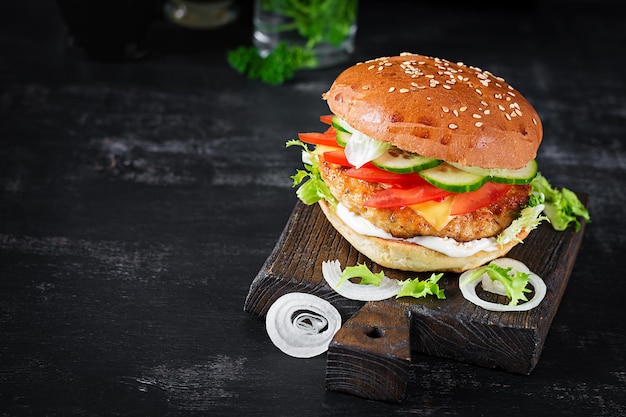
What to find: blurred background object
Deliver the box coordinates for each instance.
[253,0,358,69]
[163,0,239,29]
[56,0,160,61]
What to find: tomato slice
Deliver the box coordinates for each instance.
[320,114,334,125]
[364,184,453,208]
[323,149,351,166]
[298,131,338,147]
[450,182,512,215]
[345,166,427,187]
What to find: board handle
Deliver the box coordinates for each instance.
[325,299,412,402]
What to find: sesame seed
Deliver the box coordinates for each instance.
[459,106,467,112]
[388,87,395,93]
[472,114,482,119]
[505,113,512,120]
[475,122,483,127]
[368,65,376,70]
[449,123,458,129]
[475,88,483,95]
[453,110,459,117]
[515,109,523,116]
[443,84,451,89]
[484,109,490,115]
[532,118,538,125]
[399,88,409,93]
[498,105,506,111]
[442,106,449,112]
[362,86,369,90]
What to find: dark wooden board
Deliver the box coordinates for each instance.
[244,199,587,401]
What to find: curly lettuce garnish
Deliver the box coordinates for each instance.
[530,173,590,232]
[286,139,337,207]
[396,273,446,300]
[497,204,548,245]
[337,263,385,287]
[462,263,531,306]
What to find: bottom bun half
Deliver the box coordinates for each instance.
[318,200,529,273]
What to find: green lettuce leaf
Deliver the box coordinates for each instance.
[396,273,446,300]
[463,263,531,306]
[530,173,590,231]
[496,204,548,245]
[287,140,337,206]
[337,263,384,287]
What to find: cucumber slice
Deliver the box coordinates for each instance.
[331,116,353,133]
[448,160,538,184]
[372,146,442,173]
[335,129,351,147]
[420,163,487,192]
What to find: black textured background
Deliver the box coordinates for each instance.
[1,0,624,415]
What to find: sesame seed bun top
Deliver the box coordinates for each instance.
[323,53,543,169]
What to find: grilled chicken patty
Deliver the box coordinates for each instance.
[319,158,531,242]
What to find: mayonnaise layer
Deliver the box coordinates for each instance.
[335,203,498,258]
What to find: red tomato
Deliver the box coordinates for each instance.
[298,131,338,147]
[345,166,427,187]
[323,149,351,166]
[320,114,334,125]
[364,184,453,208]
[449,182,512,215]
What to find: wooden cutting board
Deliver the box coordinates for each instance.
[244,199,587,402]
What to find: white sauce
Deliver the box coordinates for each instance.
[336,203,499,258]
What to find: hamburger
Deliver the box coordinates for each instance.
[289,53,551,273]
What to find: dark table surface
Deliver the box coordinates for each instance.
[2,0,625,415]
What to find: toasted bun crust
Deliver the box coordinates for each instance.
[324,53,543,169]
[318,200,529,273]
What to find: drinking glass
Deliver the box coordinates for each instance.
[253,0,358,68]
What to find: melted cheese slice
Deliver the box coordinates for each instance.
[409,197,455,231]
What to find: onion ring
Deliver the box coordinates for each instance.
[322,260,400,301]
[459,258,546,312]
[265,292,341,358]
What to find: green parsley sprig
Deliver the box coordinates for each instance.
[227,42,315,85]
